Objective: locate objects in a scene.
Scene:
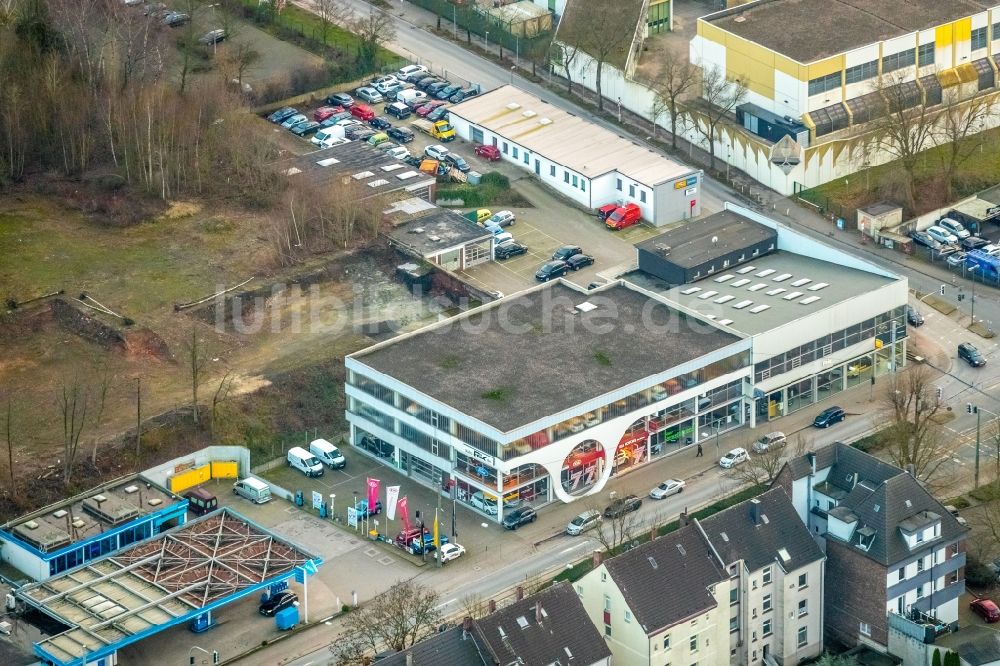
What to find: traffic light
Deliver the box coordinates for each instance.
[940,284,946,296]
[968,403,978,414]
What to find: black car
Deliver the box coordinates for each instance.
[267,107,298,123]
[959,342,987,367]
[163,11,189,26]
[326,92,354,108]
[495,242,528,260]
[552,245,583,261]
[962,236,990,251]
[906,306,924,326]
[427,81,452,95]
[345,126,375,141]
[387,127,415,143]
[290,121,321,136]
[603,494,642,518]
[536,260,569,282]
[198,29,226,46]
[910,230,940,250]
[415,76,439,90]
[449,88,479,104]
[259,591,298,616]
[813,406,846,428]
[369,116,392,130]
[436,84,462,100]
[444,154,470,173]
[565,254,595,270]
[360,435,394,458]
[502,506,537,530]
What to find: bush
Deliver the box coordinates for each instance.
[965,557,996,588]
[971,482,1000,503]
[851,435,878,453]
[947,496,971,510]
[480,172,509,189]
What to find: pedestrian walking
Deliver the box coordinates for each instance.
[696,443,703,457]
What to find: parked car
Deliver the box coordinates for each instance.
[350,103,376,121]
[494,242,528,260]
[368,132,390,147]
[183,487,219,516]
[321,111,353,127]
[359,435,394,458]
[535,260,569,282]
[944,504,969,526]
[444,154,471,173]
[397,64,428,80]
[565,254,595,271]
[259,591,297,616]
[415,76,440,90]
[484,210,516,228]
[606,203,642,230]
[327,92,354,108]
[427,81,452,95]
[372,74,400,89]
[355,87,384,104]
[232,477,271,504]
[386,145,410,160]
[313,106,341,122]
[649,478,685,499]
[603,494,642,518]
[926,225,959,245]
[163,11,189,26]
[813,405,846,428]
[427,106,450,122]
[449,87,479,103]
[959,342,987,367]
[416,100,447,117]
[369,116,392,130]
[387,126,415,143]
[566,510,601,536]
[475,144,502,161]
[552,245,583,261]
[910,230,941,250]
[345,126,375,141]
[962,236,990,251]
[198,28,226,45]
[355,498,383,517]
[384,102,411,120]
[906,306,924,326]
[267,107,298,123]
[719,447,749,468]
[436,84,462,100]
[374,78,401,95]
[437,542,465,562]
[502,506,537,529]
[280,113,308,129]
[947,251,968,268]
[752,431,786,453]
[290,121,321,136]
[971,597,1000,623]
[938,217,971,239]
[597,202,620,220]
[424,144,449,160]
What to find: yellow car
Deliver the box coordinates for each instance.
[367,132,390,146]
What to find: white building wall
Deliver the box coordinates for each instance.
[774,70,805,119]
[0,543,47,581]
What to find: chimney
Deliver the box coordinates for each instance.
[489,599,497,613]
[679,509,690,527]
[905,463,915,477]
[516,585,524,601]
[462,616,473,639]
[405,653,413,666]
[535,600,543,624]
[852,472,859,489]
[806,451,816,475]
[592,549,603,568]
[749,498,761,525]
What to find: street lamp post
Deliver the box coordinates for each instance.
[617,97,622,122]
[485,31,490,53]
[970,404,1000,489]
[453,5,457,39]
[510,65,515,85]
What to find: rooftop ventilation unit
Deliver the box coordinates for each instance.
[755,268,775,277]
[772,273,792,282]
[72,518,85,528]
[93,494,107,503]
[23,521,38,530]
[396,171,419,180]
[53,510,68,519]
[697,290,719,300]
[681,287,701,295]
[124,485,139,494]
[575,302,598,313]
[539,118,553,125]
[731,278,751,287]
[766,288,786,296]
[316,158,340,167]
[522,110,536,118]
[808,282,829,291]
[714,295,735,304]
[506,102,521,110]
[367,179,390,188]
[427,235,441,242]
[791,278,812,287]
[733,300,753,309]
[800,296,821,305]
[676,544,687,556]
[352,170,375,180]
[148,498,162,506]
[748,283,767,291]
[380,163,404,172]
[718,318,734,325]
[410,227,425,234]
[749,304,771,314]
[736,265,756,274]
[715,274,735,282]
[783,291,803,300]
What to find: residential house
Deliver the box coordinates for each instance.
[776,442,968,649]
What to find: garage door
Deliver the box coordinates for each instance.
[471,127,484,144]
[464,240,492,267]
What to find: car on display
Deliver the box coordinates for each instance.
[354,499,383,517]
[267,107,298,123]
[475,144,502,161]
[436,84,462,100]
[910,230,941,250]
[387,126,415,143]
[290,121,321,136]
[552,245,583,261]
[280,113,307,129]
[484,211,516,228]
[424,144,450,160]
[605,203,642,230]
[444,154,471,173]
[566,510,601,536]
[368,116,392,130]
[962,236,990,251]
[603,494,642,518]
[350,104,376,121]
[494,242,528,260]
[327,92,354,108]
[939,217,970,239]
[535,260,569,282]
[259,591,298,616]
[906,306,924,326]
[565,254,595,271]
[449,87,479,103]
[355,87,384,104]
[359,435,394,458]
[163,11,189,26]
[502,506,537,529]
[386,145,410,160]
[313,106,341,123]
[649,479,685,500]
[416,100,447,117]
[719,448,749,469]
[959,342,987,367]
[971,598,1000,623]
[813,405,846,428]
[198,29,226,46]
[752,431,786,453]
[427,106,450,122]
[427,81,452,95]
[437,543,466,562]
[947,252,968,268]
[926,225,958,245]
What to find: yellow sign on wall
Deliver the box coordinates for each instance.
[168,460,239,492]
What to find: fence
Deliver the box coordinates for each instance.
[408,0,551,58]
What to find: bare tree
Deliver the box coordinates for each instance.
[937,93,995,202]
[525,34,553,78]
[592,499,642,554]
[651,50,698,149]
[867,72,937,212]
[876,365,949,482]
[727,444,785,487]
[185,326,209,426]
[89,368,110,465]
[552,41,583,94]
[60,379,91,486]
[314,0,347,46]
[570,3,635,112]
[351,9,396,74]
[223,41,261,89]
[341,581,443,652]
[693,66,747,171]
[210,370,236,439]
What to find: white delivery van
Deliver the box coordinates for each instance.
[309,438,346,469]
[311,125,347,148]
[396,89,427,105]
[233,478,272,503]
[287,446,324,477]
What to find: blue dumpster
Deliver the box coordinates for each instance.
[275,605,299,631]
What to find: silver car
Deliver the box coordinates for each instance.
[355,87,384,104]
[566,510,601,536]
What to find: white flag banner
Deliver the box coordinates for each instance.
[386,486,401,520]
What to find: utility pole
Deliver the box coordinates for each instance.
[970,404,1000,489]
[135,378,141,462]
[436,491,443,568]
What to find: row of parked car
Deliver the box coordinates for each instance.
[535,245,596,281]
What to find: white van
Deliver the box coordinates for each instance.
[311,126,348,148]
[309,438,346,469]
[396,89,427,105]
[386,145,410,160]
[287,446,324,477]
[233,478,272,504]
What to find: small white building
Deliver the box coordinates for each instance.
[448,85,702,226]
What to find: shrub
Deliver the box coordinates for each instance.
[947,496,971,510]
[480,172,510,189]
[965,557,996,588]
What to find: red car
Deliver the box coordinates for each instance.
[313,106,343,122]
[971,598,1000,623]
[605,203,642,230]
[415,100,446,117]
[597,203,618,220]
[474,144,501,161]
[350,103,375,121]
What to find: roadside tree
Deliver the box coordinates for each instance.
[692,66,747,171]
[341,581,443,652]
[875,365,949,482]
[650,48,698,148]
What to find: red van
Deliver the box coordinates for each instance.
[351,103,375,121]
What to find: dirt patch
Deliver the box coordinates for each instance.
[51,298,128,351]
[160,201,203,220]
[123,328,174,362]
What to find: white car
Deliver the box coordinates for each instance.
[386,145,411,160]
[751,431,786,453]
[437,542,466,562]
[938,217,970,239]
[926,225,958,245]
[424,144,450,160]
[397,64,428,80]
[719,447,749,469]
[649,478,685,499]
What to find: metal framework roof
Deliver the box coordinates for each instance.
[17,509,319,666]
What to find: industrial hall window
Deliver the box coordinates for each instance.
[973,27,988,50]
[882,49,915,73]
[845,60,877,85]
[808,72,841,96]
[917,42,935,66]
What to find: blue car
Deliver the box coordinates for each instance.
[268,106,297,123]
[813,406,846,428]
[281,114,308,129]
